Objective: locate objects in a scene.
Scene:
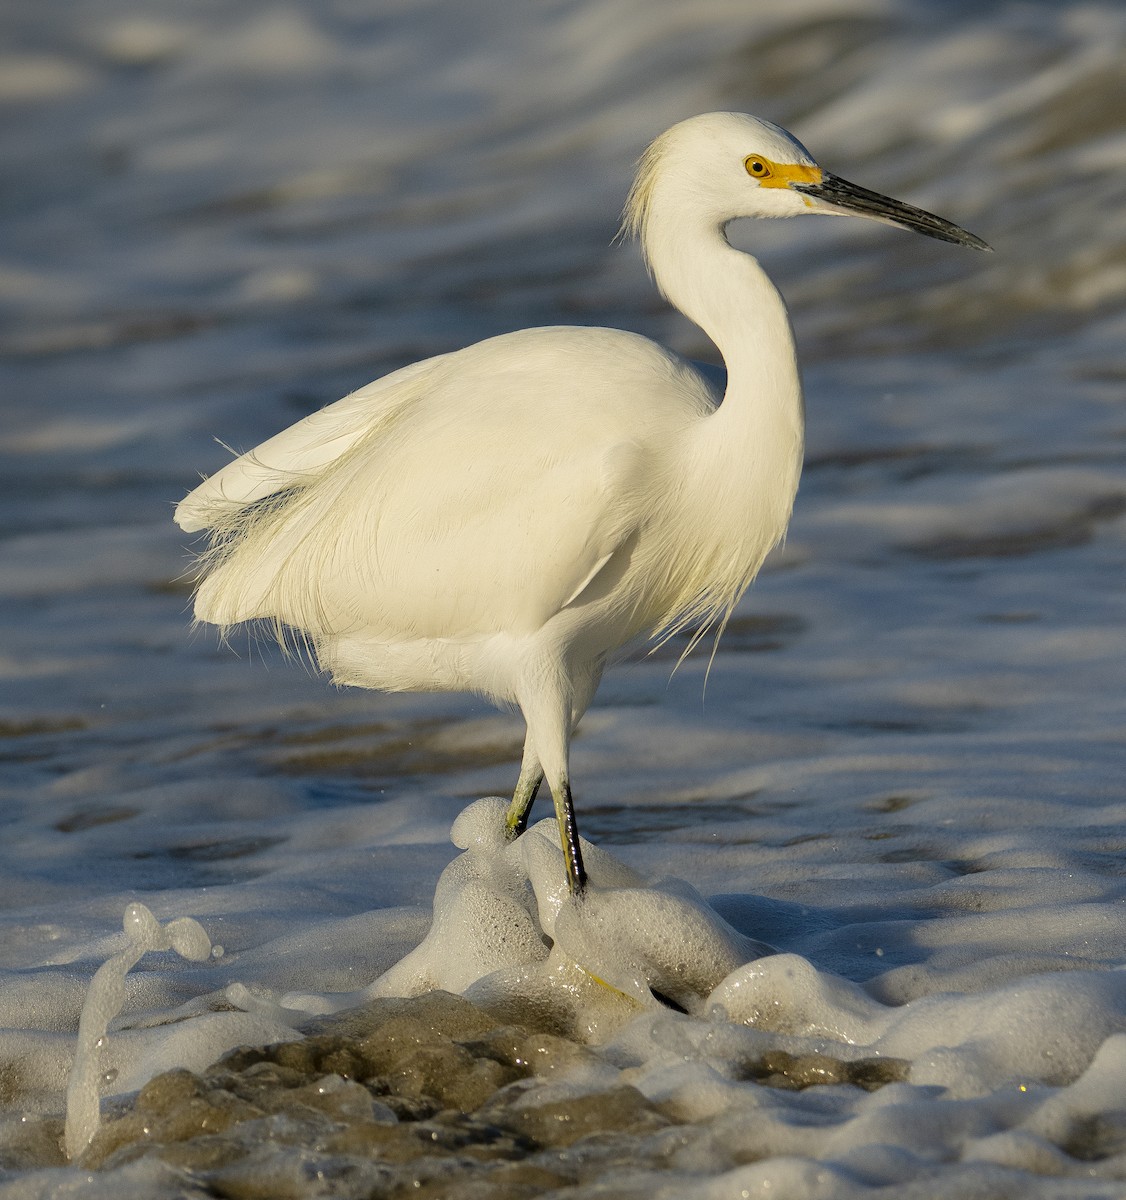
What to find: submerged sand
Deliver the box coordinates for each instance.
[17,990,904,1198]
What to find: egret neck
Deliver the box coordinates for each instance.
[649,211,805,549]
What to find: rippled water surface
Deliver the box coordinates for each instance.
[1,0,1125,1196]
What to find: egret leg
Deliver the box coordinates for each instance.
[514,658,603,894]
[505,657,603,853]
[504,747,542,840]
[552,658,599,892]
[551,776,587,895]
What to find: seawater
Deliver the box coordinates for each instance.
[1,0,1124,1196]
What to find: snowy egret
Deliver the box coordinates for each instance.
[176,113,988,895]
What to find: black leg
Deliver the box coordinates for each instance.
[553,779,587,895]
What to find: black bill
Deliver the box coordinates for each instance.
[792,172,991,251]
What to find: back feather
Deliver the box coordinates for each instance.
[174,357,442,533]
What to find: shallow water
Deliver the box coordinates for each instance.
[1,0,1125,1195]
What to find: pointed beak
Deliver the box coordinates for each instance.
[791,173,991,251]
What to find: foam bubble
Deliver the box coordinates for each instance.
[64,904,213,1159]
[554,876,772,1013]
[286,798,772,1040]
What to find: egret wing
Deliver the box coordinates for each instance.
[189,325,703,637]
[175,356,443,532]
[320,437,649,639]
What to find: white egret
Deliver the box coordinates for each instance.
[176,113,988,895]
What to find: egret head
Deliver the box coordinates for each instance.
[624,112,990,253]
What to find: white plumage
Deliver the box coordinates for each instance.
[177,113,987,893]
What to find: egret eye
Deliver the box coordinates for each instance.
[744,156,772,179]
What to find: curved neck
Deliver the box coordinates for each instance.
[646,217,804,482]
[651,220,798,404]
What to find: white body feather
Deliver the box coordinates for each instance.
[178,321,797,699]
